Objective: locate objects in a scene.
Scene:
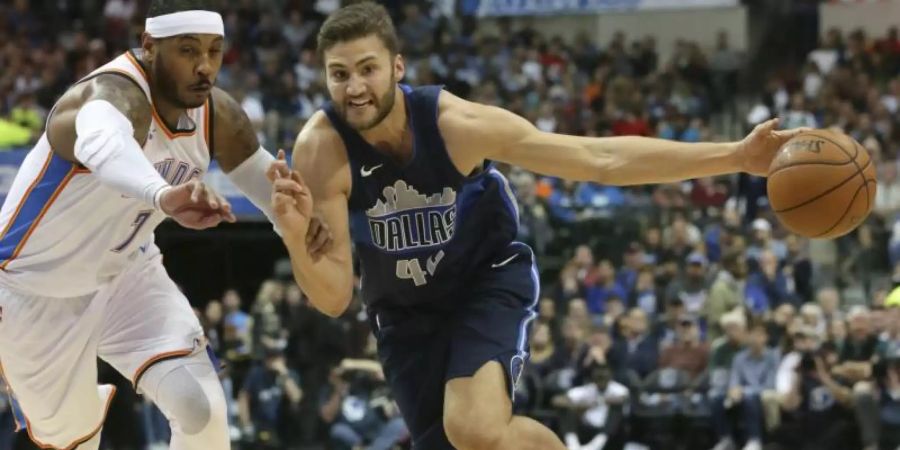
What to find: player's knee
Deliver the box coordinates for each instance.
[147,360,227,436]
[443,412,505,450]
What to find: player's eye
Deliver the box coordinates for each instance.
[209,48,222,56]
[362,65,375,76]
[332,71,348,81]
[181,47,197,56]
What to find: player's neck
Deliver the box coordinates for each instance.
[359,87,408,151]
[152,95,188,131]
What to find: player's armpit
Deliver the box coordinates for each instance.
[281,114,354,317]
[47,74,151,164]
[438,91,742,186]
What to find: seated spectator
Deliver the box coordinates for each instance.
[553,363,629,450]
[744,249,794,313]
[318,360,408,450]
[705,250,747,340]
[709,310,747,394]
[585,260,628,315]
[713,323,779,450]
[664,251,709,317]
[238,342,303,448]
[767,343,858,450]
[608,308,659,384]
[767,303,796,349]
[658,314,709,380]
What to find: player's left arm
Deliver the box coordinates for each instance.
[210,88,331,255]
[438,93,807,185]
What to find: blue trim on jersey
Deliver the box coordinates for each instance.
[511,242,540,399]
[0,153,73,262]
[10,392,26,431]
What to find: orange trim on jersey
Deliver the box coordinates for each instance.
[124,51,198,140]
[132,348,194,388]
[0,151,54,244]
[25,386,117,450]
[0,166,77,270]
[0,360,117,450]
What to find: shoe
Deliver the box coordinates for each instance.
[712,438,735,450]
[742,439,762,450]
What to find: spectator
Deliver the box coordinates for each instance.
[664,252,709,317]
[714,323,779,450]
[706,250,748,340]
[553,362,629,450]
[608,308,659,383]
[318,360,408,450]
[658,314,710,379]
[238,342,304,448]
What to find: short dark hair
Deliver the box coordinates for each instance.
[317,1,400,57]
[147,0,218,18]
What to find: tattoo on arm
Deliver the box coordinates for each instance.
[90,74,152,144]
[211,87,261,172]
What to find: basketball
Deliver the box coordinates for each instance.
[767,129,877,239]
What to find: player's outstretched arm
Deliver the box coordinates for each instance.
[45,74,231,226]
[438,93,806,185]
[272,113,354,317]
[211,88,332,254]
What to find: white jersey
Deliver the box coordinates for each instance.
[0,50,212,297]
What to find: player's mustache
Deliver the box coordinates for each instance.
[189,79,212,89]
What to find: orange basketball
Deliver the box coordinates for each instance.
[767,129,876,239]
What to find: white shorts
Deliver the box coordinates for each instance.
[0,249,204,449]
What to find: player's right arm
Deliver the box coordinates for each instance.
[45,74,233,228]
[272,113,354,317]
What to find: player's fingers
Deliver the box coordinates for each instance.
[189,180,202,203]
[774,127,813,139]
[290,169,307,188]
[277,149,286,161]
[274,178,303,194]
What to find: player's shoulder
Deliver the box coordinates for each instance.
[295,110,344,153]
[435,89,492,132]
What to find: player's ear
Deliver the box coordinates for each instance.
[393,53,405,81]
[141,33,157,63]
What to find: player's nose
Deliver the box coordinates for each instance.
[346,73,365,96]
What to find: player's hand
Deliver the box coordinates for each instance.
[270,151,313,241]
[160,180,236,230]
[736,118,813,177]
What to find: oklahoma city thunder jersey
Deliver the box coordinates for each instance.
[324,84,522,311]
[0,50,212,297]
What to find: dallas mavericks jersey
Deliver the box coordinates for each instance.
[324,85,521,310]
[0,50,212,297]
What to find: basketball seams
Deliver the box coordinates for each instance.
[854,141,874,213]
[770,156,872,213]
[768,132,858,175]
[812,180,875,238]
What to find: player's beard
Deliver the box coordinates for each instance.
[344,71,396,131]
[152,54,206,109]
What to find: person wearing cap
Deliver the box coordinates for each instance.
[664,251,710,318]
[745,218,787,270]
[658,313,710,380]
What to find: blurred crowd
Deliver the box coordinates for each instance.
[2,0,900,450]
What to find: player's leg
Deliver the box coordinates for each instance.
[0,287,115,450]
[370,308,456,450]
[444,362,565,450]
[98,247,229,450]
[442,244,566,450]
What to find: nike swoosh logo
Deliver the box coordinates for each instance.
[360,164,383,177]
[491,254,518,268]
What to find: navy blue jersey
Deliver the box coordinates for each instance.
[323,84,520,311]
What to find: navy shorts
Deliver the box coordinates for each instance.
[370,244,539,450]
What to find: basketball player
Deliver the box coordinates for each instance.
[270,3,807,449]
[0,1,328,450]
